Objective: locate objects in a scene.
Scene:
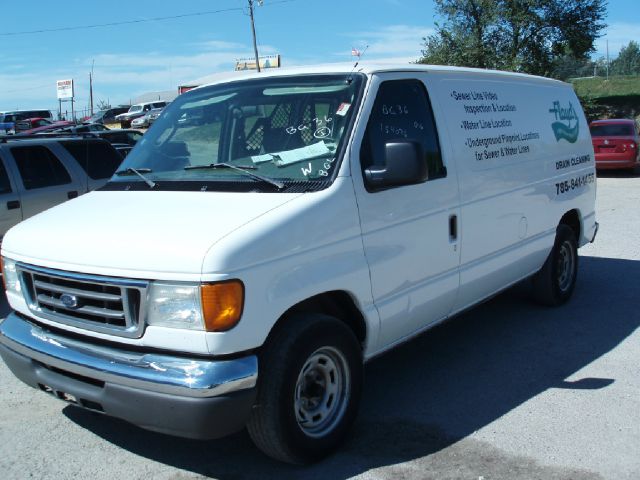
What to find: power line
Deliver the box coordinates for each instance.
[0,1,296,37]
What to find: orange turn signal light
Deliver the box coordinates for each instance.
[200,280,244,332]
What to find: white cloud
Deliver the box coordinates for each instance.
[594,22,640,59]
[344,25,435,61]
[0,26,436,110]
[193,40,247,51]
[0,37,286,110]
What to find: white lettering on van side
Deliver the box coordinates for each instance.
[451,90,500,101]
[555,155,592,170]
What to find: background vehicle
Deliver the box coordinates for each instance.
[86,107,130,125]
[13,118,52,133]
[0,110,53,134]
[131,108,164,129]
[89,129,143,146]
[53,123,110,134]
[21,121,74,135]
[146,107,165,126]
[0,136,123,239]
[590,119,640,170]
[116,102,166,128]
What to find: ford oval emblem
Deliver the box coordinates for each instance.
[60,293,79,309]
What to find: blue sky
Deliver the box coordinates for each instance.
[1,0,638,114]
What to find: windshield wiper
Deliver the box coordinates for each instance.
[115,167,156,189]
[184,162,285,190]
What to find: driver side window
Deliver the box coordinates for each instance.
[360,79,445,181]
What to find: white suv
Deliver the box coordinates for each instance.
[115,102,167,127]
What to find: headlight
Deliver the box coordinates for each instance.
[147,282,204,330]
[1,257,21,295]
[146,280,244,332]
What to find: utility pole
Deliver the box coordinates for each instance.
[606,39,610,80]
[89,59,95,116]
[248,0,262,72]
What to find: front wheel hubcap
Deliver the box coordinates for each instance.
[294,346,350,438]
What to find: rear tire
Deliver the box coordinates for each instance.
[247,314,362,464]
[532,224,578,306]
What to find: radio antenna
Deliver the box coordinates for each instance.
[346,45,368,84]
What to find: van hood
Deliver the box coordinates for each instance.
[2,190,301,278]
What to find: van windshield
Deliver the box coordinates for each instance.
[110,74,364,191]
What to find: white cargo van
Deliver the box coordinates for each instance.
[0,64,597,464]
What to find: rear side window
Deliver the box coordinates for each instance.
[590,124,634,137]
[61,141,123,179]
[11,146,72,189]
[361,79,445,181]
[0,161,13,194]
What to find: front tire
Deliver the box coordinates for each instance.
[532,224,578,306]
[247,314,362,464]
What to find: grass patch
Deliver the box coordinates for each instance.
[570,75,640,99]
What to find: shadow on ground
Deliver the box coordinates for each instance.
[596,167,640,179]
[63,255,638,479]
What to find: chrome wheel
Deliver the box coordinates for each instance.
[294,346,350,438]
[556,240,575,292]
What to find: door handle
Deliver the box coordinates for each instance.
[449,214,458,241]
[7,200,20,210]
[67,191,78,199]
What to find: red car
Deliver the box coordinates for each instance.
[21,120,74,135]
[590,119,640,170]
[13,117,53,133]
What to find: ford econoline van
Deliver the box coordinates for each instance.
[0,64,597,464]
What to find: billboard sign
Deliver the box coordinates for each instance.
[235,54,281,71]
[56,79,74,100]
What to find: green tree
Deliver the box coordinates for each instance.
[419,0,607,77]
[610,41,640,76]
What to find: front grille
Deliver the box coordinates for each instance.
[17,263,148,338]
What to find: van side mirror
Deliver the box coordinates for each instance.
[364,141,428,189]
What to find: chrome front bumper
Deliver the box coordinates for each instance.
[0,312,258,439]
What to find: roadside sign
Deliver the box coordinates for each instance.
[235,54,281,71]
[56,79,74,100]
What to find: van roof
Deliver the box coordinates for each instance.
[192,62,567,90]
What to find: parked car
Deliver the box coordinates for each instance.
[21,120,75,135]
[13,118,53,133]
[0,64,597,464]
[0,135,123,239]
[131,115,148,129]
[147,107,165,126]
[589,119,640,170]
[88,129,143,146]
[131,108,164,129]
[116,102,167,128]
[86,107,130,125]
[0,110,53,134]
[53,123,110,134]
[23,128,143,148]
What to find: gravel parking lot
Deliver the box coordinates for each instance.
[1,173,639,480]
